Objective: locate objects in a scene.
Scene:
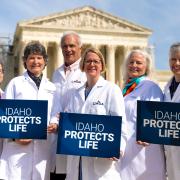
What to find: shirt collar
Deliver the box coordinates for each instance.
[64,59,81,72]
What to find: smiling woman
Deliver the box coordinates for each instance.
[23,41,48,76]
[63,47,128,180]
[25,54,46,76]
[120,49,166,180]
[0,41,56,180]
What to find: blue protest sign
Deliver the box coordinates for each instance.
[57,112,122,158]
[0,99,48,139]
[137,100,180,146]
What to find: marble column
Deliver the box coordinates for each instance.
[106,45,116,83]
[18,41,27,75]
[41,41,48,77]
[116,47,124,87]
[93,44,101,50]
[55,42,63,69]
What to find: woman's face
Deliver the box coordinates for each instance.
[84,52,102,79]
[127,52,147,78]
[25,53,46,76]
[169,51,180,81]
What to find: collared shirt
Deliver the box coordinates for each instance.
[169,77,180,99]
[27,70,43,89]
[64,60,81,77]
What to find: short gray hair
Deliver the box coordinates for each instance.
[169,42,180,58]
[60,31,82,47]
[122,49,154,83]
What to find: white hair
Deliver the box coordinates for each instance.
[60,31,82,47]
[122,49,154,83]
[169,42,180,58]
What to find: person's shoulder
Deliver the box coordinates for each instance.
[139,79,161,89]
[102,79,121,92]
[102,78,118,87]
[9,75,25,83]
[53,65,64,75]
[43,78,56,91]
[138,79,163,98]
[5,75,25,91]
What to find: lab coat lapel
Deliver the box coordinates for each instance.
[164,77,180,102]
[172,83,180,102]
[80,76,105,113]
[164,78,172,101]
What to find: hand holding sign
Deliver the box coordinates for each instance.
[47,123,58,133]
[136,140,150,147]
[14,139,32,145]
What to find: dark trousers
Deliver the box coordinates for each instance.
[50,173,66,180]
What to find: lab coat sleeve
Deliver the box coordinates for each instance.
[50,88,75,124]
[50,89,62,124]
[109,84,128,153]
[4,79,16,99]
[142,81,163,101]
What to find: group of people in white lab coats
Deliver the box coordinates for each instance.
[0,30,179,180]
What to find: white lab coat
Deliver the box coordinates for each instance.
[0,72,56,180]
[51,60,86,173]
[164,77,180,180]
[0,89,4,156]
[64,76,127,180]
[120,79,166,180]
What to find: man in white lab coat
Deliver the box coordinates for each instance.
[164,42,180,180]
[50,31,86,180]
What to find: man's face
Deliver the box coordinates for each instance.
[61,34,81,66]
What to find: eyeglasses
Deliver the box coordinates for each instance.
[85,59,101,65]
[170,58,180,63]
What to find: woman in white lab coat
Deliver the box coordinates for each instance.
[63,47,127,180]
[120,49,166,180]
[0,42,56,180]
[164,42,180,180]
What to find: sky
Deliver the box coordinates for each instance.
[0,0,179,70]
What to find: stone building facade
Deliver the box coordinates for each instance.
[9,6,170,87]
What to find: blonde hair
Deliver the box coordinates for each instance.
[122,49,154,83]
[80,47,106,73]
